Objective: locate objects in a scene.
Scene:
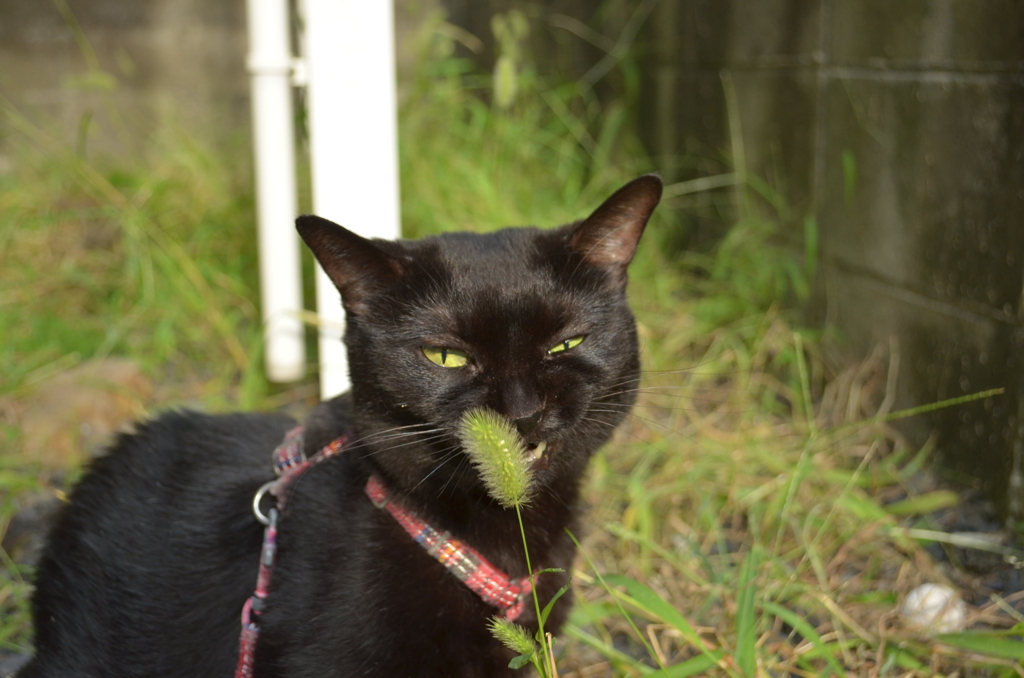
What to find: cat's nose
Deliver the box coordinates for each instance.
[513,410,542,438]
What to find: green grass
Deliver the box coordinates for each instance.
[2,8,1022,675]
[398,9,654,239]
[0,122,270,408]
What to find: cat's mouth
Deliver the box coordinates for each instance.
[525,441,550,471]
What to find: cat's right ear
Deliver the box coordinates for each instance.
[296,215,404,314]
[569,174,662,287]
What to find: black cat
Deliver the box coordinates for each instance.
[20,175,662,677]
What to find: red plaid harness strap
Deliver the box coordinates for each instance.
[235,425,533,678]
[235,426,346,678]
[365,475,532,618]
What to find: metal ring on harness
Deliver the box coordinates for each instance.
[252,480,277,525]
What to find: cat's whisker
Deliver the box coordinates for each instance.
[345,435,446,456]
[594,392,694,407]
[579,415,620,432]
[636,383,753,395]
[438,454,472,498]
[600,366,759,389]
[285,431,453,499]
[595,397,753,413]
[329,431,440,459]
[598,374,744,391]
[341,424,444,449]
[344,436,446,459]
[591,399,758,427]
[407,446,463,495]
[600,366,716,389]
[641,385,744,394]
[587,407,686,436]
[600,381,762,407]
[357,431,449,451]
[592,395,734,411]
[583,415,700,451]
[348,432,453,462]
[340,426,446,450]
[350,432,448,453]
[596,388,688,401]
[592,375,645,395]
[638,360,759,377]
[599,383,700,394]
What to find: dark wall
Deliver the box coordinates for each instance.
[0,0,250,160]
[0,0,441,162]
[636,0,1024,520]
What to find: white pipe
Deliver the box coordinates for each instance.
[302,0,402,399]
[246,0,305,382]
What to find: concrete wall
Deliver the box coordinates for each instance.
[639,0,1024,519]
[0,0,250,161]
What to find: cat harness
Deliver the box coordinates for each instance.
[235,425,534,678]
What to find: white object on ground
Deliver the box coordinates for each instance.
[901,583,968,633]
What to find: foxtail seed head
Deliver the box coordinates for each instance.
[488,616,538,657]
[459,408,534,508]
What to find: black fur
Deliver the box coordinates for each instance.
[21,175,662,677]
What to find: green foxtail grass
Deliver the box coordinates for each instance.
[488,618,541,671]
[459,408,533,509]
[459,408,563,675]
[489,617,539,657]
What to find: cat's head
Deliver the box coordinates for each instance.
[297,175,662,499]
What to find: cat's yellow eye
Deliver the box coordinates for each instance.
[548,335,586,355]
[422,346,469,368]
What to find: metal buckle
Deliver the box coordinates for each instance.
[370,488,391,509]
[252,480,277,525]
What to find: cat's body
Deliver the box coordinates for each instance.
[21,175,662,678]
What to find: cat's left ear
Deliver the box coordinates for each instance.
[569,174,662,287]
[296,215,404,314]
